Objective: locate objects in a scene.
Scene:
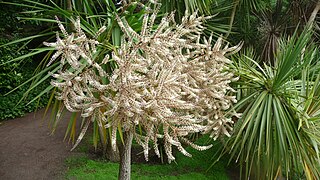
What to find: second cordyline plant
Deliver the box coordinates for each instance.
[44,4,241,180]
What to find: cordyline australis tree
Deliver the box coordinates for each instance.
[43,4,241,180]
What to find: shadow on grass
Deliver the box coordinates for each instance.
[65,135,239,180]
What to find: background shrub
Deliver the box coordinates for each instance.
[0,40,50,120]
[0,70,50,120]
[0,38,32,92]
[0,0,51,121]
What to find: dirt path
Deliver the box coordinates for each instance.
[0,109,80,180]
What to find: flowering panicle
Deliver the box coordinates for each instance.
[44,17,109,118]
[46,8,241,163]
[105,10,241,162]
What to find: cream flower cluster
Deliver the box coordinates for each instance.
[45,9,241,163]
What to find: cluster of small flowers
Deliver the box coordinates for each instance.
[44,16,109,120]
[45,6,241,163]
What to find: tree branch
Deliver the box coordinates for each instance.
[307,0,320,29]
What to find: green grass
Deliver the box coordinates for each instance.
[65,136,232,180]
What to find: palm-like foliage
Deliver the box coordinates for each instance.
[223,30,320,179]
[160,0,231,38]
[257,0,287,64]
[161,0,215,16]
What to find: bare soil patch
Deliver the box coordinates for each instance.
[0,109,82,180]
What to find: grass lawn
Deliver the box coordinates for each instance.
[65,136,235,180]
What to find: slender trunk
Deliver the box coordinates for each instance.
[106,141,120,162]
[66,0,75,31]
[307,0,320,29]
[99,128,120,162]
[118,131,133,180]
[66,0,72,12]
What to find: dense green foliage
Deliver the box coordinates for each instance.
[0,37,50,121]
[224,30,320,179]
[0,38,31,92]
[0,0,24,36]
[0,80,50,120]
[0,52,50,120]
[0,1,50,120]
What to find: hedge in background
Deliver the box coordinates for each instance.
[0,82,50,120]
[0,38,50,120]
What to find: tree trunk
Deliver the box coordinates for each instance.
[66,0,75,31]
[307,0,320,28]
[66,0,72,12]
[118,131,133,180]
[97,123,120,162]
[106,141,120,162]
